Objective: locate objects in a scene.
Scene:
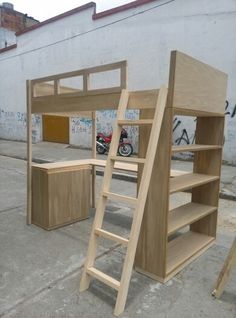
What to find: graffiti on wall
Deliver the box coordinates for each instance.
[0,108,41,142]
[225,100,236,118]
[172,100,236,160]
[70,110,140,151]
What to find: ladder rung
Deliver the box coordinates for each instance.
[95,228,129,246]
[103,191,137,206]
[87,267,121,290]
[110,156,146,164]
[118,119,153,126]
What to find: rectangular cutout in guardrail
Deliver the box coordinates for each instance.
[59,76,83,94]
[33,81,54,97]
[89,69,121,90]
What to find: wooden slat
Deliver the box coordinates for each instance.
[168,203,217,236]
[169,51,228,114]
[172,144,222,153]
[94,228,129,246]
[191,117,225,238]
[103,191,137,205]
[32,160,186,178]
[32,61,127,84]
[27,80,33,225]
[31,89,159,114]
[173,107,224,117]
[80,90,130,295]
[170,173,219,194]
[87,267,120,290]
[212,237,236,298]
[114,86,168,316]
[110,156,146,164]
[167,231,214,275]
[118,119,153,126]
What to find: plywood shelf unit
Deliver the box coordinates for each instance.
[166,231,215,277]
[168,203,217,236]
[135,51,228,283]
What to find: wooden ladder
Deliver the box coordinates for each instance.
[80,86,168,316]
[212,237,236,298]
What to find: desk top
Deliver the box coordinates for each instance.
[32,159,187,177]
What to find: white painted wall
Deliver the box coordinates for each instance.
[0,0,235,163]
[0,27,16,48]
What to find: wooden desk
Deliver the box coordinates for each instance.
[32,159,187,230]
[32,164,91,230]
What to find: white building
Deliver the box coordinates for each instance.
[0,0,235,163]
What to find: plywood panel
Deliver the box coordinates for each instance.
[169,51,228,115]
[135,107,173,279]
[191,117,225,237]
[32,166,90,230]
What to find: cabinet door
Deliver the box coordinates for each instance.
[48,168,90,228]
[71,168,90,221]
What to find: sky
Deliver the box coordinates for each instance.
[8,0,132,21]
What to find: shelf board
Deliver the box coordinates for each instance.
[173,107,224,117]
[172,144,222,153]
[170,173,219,194]
[168,202,217,236]
[166,231,215,276]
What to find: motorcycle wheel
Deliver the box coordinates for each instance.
[118,143,133,157]
[96,144,106,154]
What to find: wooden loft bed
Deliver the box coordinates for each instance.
[27,51,228,316]
[27,52,228,302]
[27,60,183,227]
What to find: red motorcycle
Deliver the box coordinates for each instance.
[96,128,133,157]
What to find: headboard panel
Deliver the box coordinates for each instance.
[168,51,228,116]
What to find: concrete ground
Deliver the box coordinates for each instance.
[0,140,235,317]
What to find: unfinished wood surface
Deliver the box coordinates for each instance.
[32,61,127,85]
[80,86,168,316]
[191,117,225,237]
[94,228,129,246]
[135,94,173,282]
[87,267,120,291]
[167,231,215,275]
[110,156,146,164]
[172,144,222,153]
[91,111,96,208]
[27,80,33,225]
[32,160,186,178]
[168,51,228,115]
[118,119,153,126]
[114,86,168,316]
[31,89,159,114]
[170,173,219,194]
[212,237,236,298]
[80,90,130,295]
[103,191,137,206]
[168,203,217,236]
[32,165,90,230]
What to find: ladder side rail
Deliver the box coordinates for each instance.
[80,89,129,291]
[114,85,168,315]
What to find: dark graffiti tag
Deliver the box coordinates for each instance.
[175,128,196,145]
[225,100,236,118]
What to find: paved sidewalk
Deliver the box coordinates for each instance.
[0,139,235,200]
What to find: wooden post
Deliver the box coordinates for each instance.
[27,80,33,225]
[91,111,96,208]
[212,237,236,298]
